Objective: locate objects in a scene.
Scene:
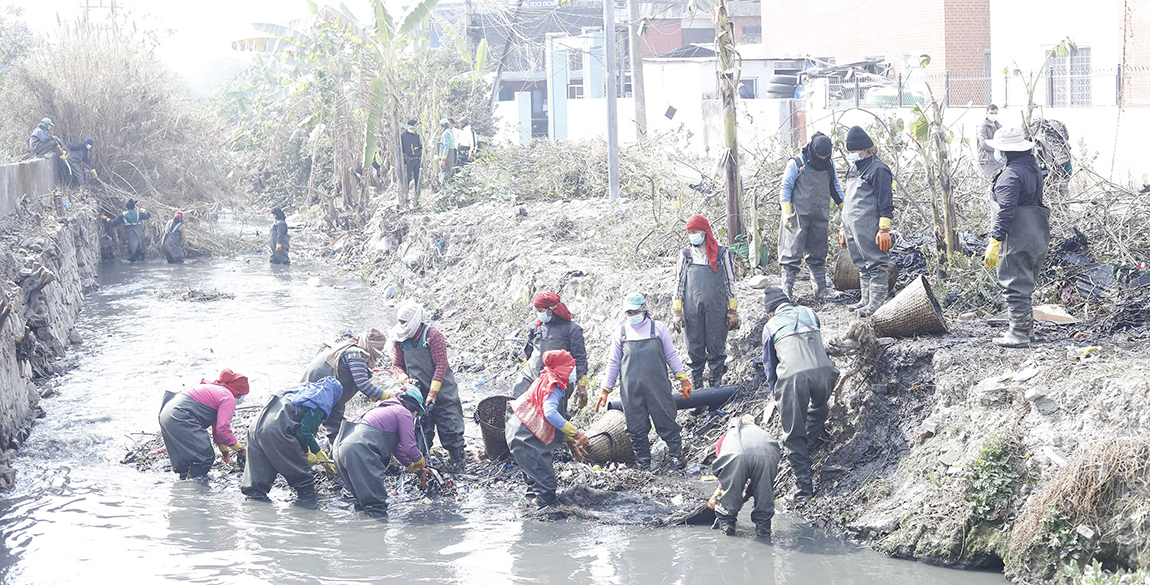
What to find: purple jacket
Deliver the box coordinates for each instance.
[604,317,687,388]
[360,399,422,466]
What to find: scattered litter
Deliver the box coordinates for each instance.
[1032,304,1077,325]
[1041,446,1068,467]
[156,288,235,302]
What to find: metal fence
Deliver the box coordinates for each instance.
[825,71,991,109]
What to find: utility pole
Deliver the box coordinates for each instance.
[626,0,647,142]
[604,0,620,201]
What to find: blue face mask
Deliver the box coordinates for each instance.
[537,311,551,324]
[849,152,862,163]
[568,369,577,386]
[994,150,1004,163]
[629,313,645,325]
[689,233,705,246]
[235,394,245,405]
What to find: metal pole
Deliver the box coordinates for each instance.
[1004,72,1008,107]
[627,0,647,142]
[854,77,860,108]
[897,72,903,108]
[604,0,620,201]
[945,70,950,106]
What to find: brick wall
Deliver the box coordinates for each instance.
[1123,0,1150,106]
[640,18,681,57]
[945,0,992,104]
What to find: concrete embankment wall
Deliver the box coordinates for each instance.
[0,157,100,486]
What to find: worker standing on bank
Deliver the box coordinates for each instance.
[390,301,468,471]
[241,377,342,501]
[708,415,781,538]
[301,328,393,440]
[506,350,590,508]
[104,198,152,262]
[157,369,250,480]
[778,132,845,301]
[761,287,838,503]
[977,105,1003,183]
[839,126,895,317]
[596,294,692,471]
[437,118,457,187]
[673,214,738,389]
[511,292,589,413]
[332,383,430,516]
[983,127,1049,348]
[270,207,291,265]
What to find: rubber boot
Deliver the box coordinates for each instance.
[708,374,723,389]
[712,517,736,536]
[755,521,772,539]
[994,309,1032,348]
[691,372,705,392]
[812,267,837,300]
[858,282,888,318]
[448,446,467,472]
[795,477,815,504]
[783,269,797,301]
[847,279,869,310]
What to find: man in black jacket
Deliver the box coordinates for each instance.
[983,127,1049,348]
[401,119,422,200]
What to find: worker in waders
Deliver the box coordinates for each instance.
[104,198,152,262]
[779,132,845,301]
[390,301,468,471]
[332,383,430,516]
[761,287,839,503]
[301,328,393,441]
[511,292,589,413]
[507,350,590,508]
[672,215,738,389]
[241,377,342,501]
[270,207,291,265]
[596,294,692,471]
[839,126,895,317]
[983,127,1050,348]
[158,369,249,479]
[161,211,185,264]
[708,416,781,538]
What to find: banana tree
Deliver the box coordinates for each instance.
[1004,37,1077,138]
[359,0,441,209]
[907,54,959,258]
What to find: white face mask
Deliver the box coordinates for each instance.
[235,394,245,405]
[689,233,705,246]
[988,114,998,122]
[849,152,862,163]
[537,311,551,323]
[629,314,645,325]
[994,150,1004,163]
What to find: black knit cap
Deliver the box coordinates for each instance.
[271,207,285,219]
[811,133,832,157]
[763,286,791,314]
[845,126,874,150]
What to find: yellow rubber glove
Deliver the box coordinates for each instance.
[984,239,1002,269]
[878,217,892,230]
[276,244,283,251]
[672,299,685,332]
[313,451,337,476]
[728,298,738,311]
[560,422,580,441]
[673,299,683,311]
[217,443,232,463]
[575,375,589,409]
[228,442,245,452]
[674,373,692,399]
[405,457,426,473]
[781,201,795,232]
[397,372,409,384]
[429,380,442,394]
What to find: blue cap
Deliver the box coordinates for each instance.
[623,293,646,311]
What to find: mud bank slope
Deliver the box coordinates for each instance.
[328,197,1148,582]
[0,195,100,484]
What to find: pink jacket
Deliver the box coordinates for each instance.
[186,383,238,446]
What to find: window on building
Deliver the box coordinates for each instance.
[568,81,584,100]
[740,25,761,43]
[568,50,583,72]
[739,78,757,98]
[682,27,715,45]
[1047,46,1092,106]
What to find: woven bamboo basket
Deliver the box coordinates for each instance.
[585,410,636,463]
[831,249,900,292]
[476,395,512,460]
[871,275,948,338]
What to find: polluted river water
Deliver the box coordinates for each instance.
[0,256,1008,584]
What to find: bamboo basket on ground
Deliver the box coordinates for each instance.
[871,275,948,338]
[832,249,900,292]
[584,410,636,464]
[476,395,512,460]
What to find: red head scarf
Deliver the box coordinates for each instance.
[686,214,719,272]
[214,369,250,397]
[511,350,576,443]
[173,211,183,222]
[532,292,572,323]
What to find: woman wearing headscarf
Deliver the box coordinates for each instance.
[511,292,589,412]
[506,350,590,508]
[104,198,152,262]
[301,328,393,441]
[596,293,692,471]
[778,132,845,301]
[158,369,250,479]
[270,207,291,265]
[332,383,430,516]
[241,377,343,501]
[390,301,467,471]
[161,211,185,264]
[839,126,895,317]
[672,214,738,389]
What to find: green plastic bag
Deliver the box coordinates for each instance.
[729,233,771,267]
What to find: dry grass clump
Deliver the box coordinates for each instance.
[1008,437,1150,578]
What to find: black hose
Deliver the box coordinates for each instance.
[606,384,740,412]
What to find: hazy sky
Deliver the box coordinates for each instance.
[10,0,371,93]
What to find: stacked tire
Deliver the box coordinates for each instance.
[765,74,798,99]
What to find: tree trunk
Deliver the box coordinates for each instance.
[715,0,742,243]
